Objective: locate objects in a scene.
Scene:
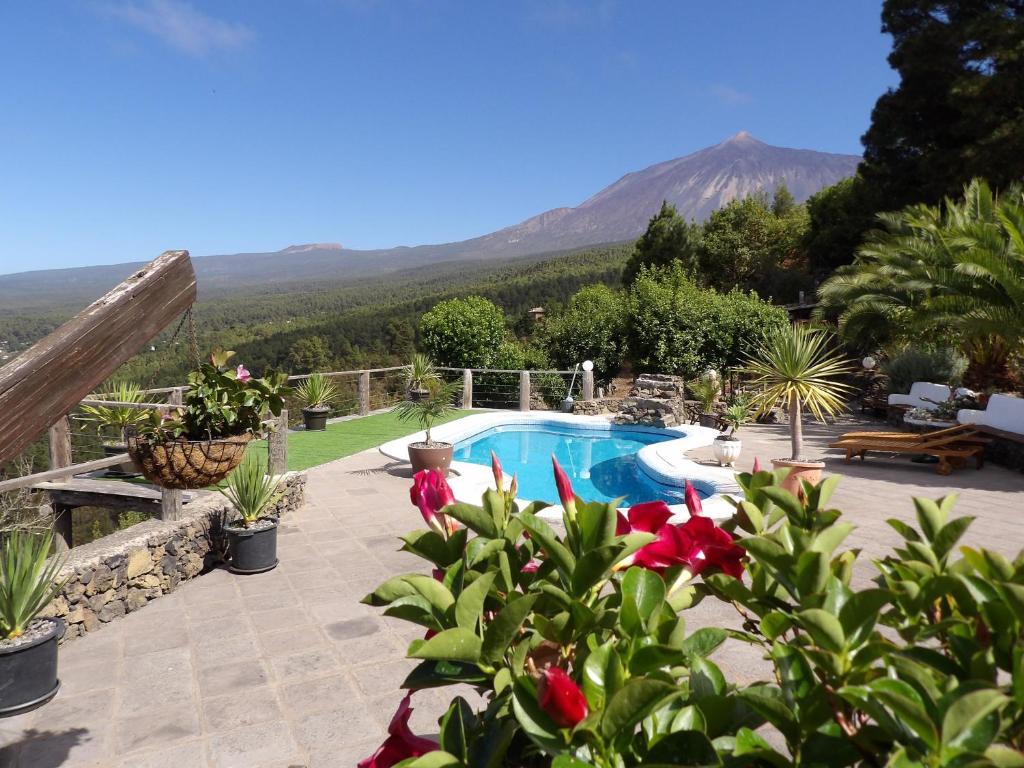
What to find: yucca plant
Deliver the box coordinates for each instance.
[745,325,854,460]
[79,381,151,440]
[0,531,67,640]
[689,373,721,413]
[294,373,340,409]
[721,394,754,435]
[392,380,460,445]
[219,453,284,528]
[405,353,441,393]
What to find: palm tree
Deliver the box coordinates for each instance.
[745,325,854,462]
[817,180,1024,369]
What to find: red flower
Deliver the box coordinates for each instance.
[752,456,763,473]
[684,480,702,517]
[410,470,457,536]
[538,667,588,728]
[615,500,672,536]
[491,450,504,491]
[358,693,437,768]
[235,364,251,382]
[520,558,541,574]
[551,456,576,518]
[674,515,745,578]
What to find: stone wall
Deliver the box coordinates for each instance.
[41,472,305,641]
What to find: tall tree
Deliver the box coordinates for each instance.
[622,201,700,285]
[803,177,879,274]
[861,0,1024,211]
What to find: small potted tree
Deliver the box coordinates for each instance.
[405,354,441,403]
[219,453,285,574]
[0,531,67,717]
[745,325,853,492]
[690,373,721,429]
[79,381,151,476]
[713,395,752,467]
[295,373,339,431]
[393,379,460,474]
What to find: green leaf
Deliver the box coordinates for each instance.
[481,593,537,663]
[582,641,624,711]
[761,612,793,641]
[914,497,945,541]
[689,657,726,699]
[445,502,499,538]
[439,697,476,759]
[518,511,576,579]
[680,627,728,660]
[941,688,1007,750]
[362,575,418,606]
[552,758,594,768]
[402,660,488,690]
[932,516,974,561]
[838,588,890,645]
[402,574,456,614]
[620,567,666,635]
[576,499,618,552]
[797,608,845,652]
[810,522,855,555]
[455,572,495,631]
[570,545,620,597]
[398,752,463,768]
[409,627,482,663]
[645,730,721,765]
[600,678,677,740]
[511,676,564,752]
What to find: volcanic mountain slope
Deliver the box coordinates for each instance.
[0,133,858,306]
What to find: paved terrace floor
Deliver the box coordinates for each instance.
[1,417,1022,767]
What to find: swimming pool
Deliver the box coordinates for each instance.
[453,423,708,507]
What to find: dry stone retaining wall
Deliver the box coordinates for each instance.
[40,472,305,641]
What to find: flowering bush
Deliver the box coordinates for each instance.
[139,349,290,441]
[361,455,1024,767]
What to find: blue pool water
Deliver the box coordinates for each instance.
[453,423,706,507]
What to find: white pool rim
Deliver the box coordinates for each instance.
[378,411,741,523]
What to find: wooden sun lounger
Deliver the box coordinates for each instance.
[829,431,988,476]
[834,424,981,442]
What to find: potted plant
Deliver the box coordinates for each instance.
[405,353,441,403]
[219,453,285,574]
[713,395,752,467]
[294,373,339,431]
[745,325,853,492]
[689,372,721,429]
[393,379,461,474]
[79,381,151,476]
[0,531,67,717]
[127,349,290,489]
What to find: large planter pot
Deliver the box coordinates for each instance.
[698,413,719,429]
[102,442,139,477]
[226,519,278,574]
[127,433,253,489]
[0,618,64,717]
[712,437,742,467]
[771,458,826,495]
[407,388,430,403]
[408,442,454,475]
[302,406,330,431]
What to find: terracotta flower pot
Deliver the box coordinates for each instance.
[771,458,826,495]
[408,442,453,475]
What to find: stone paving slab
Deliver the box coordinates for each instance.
[1,416,1021,767]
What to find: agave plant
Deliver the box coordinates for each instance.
[721,394,754,435]
[79,381,151,441]
[294,373,340,409]
[745,325,854,460]
[0,531,67,640]
[219,453,284,528]
[392,380,460,445]
[405,353,441,393]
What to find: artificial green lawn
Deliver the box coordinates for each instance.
[271,409,477,472]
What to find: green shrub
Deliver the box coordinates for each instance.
[541,284,626,383]
[420,296,507,369]
[882,346,969,394]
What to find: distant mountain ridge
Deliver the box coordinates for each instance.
[0,133,858,307]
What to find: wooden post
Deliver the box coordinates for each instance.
[462,369,473,409]
[519,371,531,412]
[0,250,197,467]
[160,388,183,521]
[582,370,595,402]
[51,503,72,552]
[268,409,288,476]
[48,416,72,471]
[358,371,370,416]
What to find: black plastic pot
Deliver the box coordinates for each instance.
[698,413,720,429]
[226,520,279,574]
[302,407,330,431]
[0,618,64,718]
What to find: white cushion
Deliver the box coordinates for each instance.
[888,382,951,410]
[959,394,1024,434]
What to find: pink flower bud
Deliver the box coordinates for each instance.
[538,667,588,729]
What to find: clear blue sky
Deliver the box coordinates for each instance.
[0,1,895,274]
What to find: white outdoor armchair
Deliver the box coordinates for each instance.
[887,382,951,411]
[957,394,1024,436]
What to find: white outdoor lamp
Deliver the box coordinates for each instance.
[862,356,877,371]
[582,360,594,372]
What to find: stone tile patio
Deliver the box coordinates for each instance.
[1,416,1022,767]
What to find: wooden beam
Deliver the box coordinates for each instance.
[0,251,197,467]
[0,453,131,492]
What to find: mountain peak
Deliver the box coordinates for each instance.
[719,130,763,147]
[280,243,344,254]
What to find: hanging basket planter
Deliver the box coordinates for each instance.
[126,432,253,489]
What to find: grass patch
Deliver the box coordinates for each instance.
[275,409,477,472]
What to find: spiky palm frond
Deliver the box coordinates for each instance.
[219,452,284,527]
[0,531,67,640]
